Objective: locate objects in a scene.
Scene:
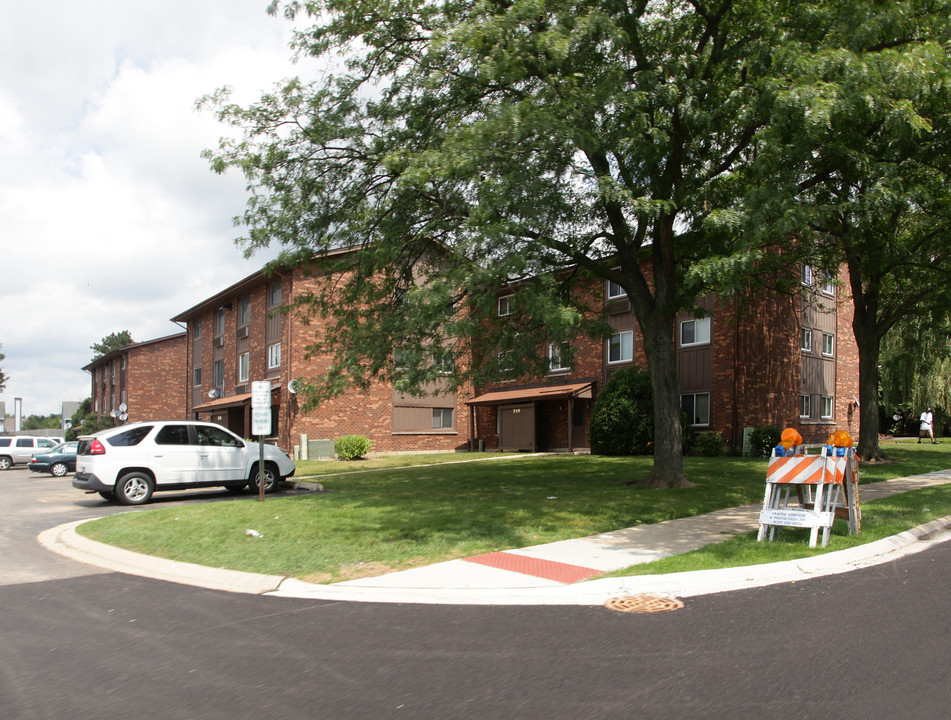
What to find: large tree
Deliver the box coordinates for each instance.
[204,0,926,485]
[0,344,7,393]
[90,331,134,362]
[750,1,951,460]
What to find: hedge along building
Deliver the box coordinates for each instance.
[467,262,860,454]
[170,253,473,457]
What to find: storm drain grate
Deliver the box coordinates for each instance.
[604,595,685,613]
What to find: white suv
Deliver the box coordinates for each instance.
[72,421,296,505]
[0,436,64,470]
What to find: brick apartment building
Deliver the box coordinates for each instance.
[469,263,859,453]
[83,333,187,423]
[90,254,858,457]
[169,264,472,457]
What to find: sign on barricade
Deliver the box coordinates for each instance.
[757,444,860,548]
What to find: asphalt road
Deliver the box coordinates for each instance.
[2,467,950,719]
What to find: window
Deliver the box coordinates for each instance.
[608,331,634,364]
[432,408,454,429]
[821,396,834,419]
[214,308,226,336]
[607,278,626,299]
[681,393,710,426]
[238,352,250,383]
[498,350,515,374]
[800,394,812,418]
[214,360,224,388]
[106,426,153,447]
[238,295,251,326]
[801,328,813,352]
[193,319,202,338]
[155,425,191,445]
[821,278,835,295]
[498,295,513,316]
[801,265,813,286]
[195,425,243,447]
[268,281,282,307]
[193,367,202,387]
[680,317,711,346]
[822,333,834,356]
[549,342,570,372]
[433,348,454,374]
[268,342,282,369]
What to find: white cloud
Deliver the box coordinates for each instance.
[0,0,311,418]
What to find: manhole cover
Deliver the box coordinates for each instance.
[604,595,685,613]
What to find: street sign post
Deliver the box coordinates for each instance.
[251,381,272,502]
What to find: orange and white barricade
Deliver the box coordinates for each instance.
[757,446,860,548]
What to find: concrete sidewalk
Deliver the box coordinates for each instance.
[39,470,951,606]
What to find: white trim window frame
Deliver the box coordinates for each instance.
[432,408,454,429]
[238,352,250,383]
[681,392,710,426]
[801,264,813,286]
[822,332,834,356]
[680,317,711,347]
[800,394,812,419]
[548,342,570,373]
[821,396,834,419]
[801,327,813,352]
[267,342,282,369]
[608,330,634,364]
[607,272,626,300]
[497,295,513,317]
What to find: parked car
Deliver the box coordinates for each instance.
[28,441,80,477]
[72,421,296,505]
[0,436,64,470]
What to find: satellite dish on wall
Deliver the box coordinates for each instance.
[118,403,128,413]
[288,379,301,395]
[208,388,219,399]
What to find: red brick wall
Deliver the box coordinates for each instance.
[282,269,473,454]
[123,335,187,422]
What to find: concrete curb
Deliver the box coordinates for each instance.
[37,520,286,595]
[38,514,951,606]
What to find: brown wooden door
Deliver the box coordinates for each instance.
[499,403,535,451]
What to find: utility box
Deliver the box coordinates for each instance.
[308,439,335,459]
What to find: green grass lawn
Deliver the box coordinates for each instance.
[77,439,951,584]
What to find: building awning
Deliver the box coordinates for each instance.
[466,382,594,406]
[192,392,252,412]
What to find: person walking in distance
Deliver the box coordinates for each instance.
[919,407,936,444]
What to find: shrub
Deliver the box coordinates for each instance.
[589,367,654,455]
[748,425,781,457]
[335,434,373,460]
[689,431,726,457]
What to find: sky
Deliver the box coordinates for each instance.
[0,1,314,418]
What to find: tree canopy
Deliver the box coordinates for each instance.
[746,1,951,459]
[90,331,134,362]
[0,344,7,393]
[205,0,951,483]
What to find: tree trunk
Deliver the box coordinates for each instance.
[854,315,885,461]
[640,311,691,488]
